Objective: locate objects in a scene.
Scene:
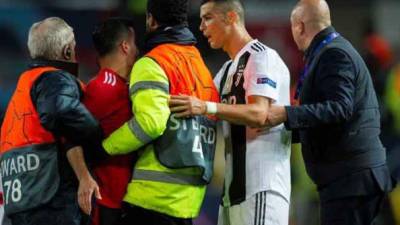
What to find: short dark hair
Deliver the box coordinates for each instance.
[201,0,245,23]
[92,18,135,57]
[147,0,188,26]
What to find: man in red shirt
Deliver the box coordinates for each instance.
[83,18,138,225]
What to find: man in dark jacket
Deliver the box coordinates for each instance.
[0,17,101,225]
[267,0,392,224]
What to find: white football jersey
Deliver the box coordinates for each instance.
[214,39,292,206]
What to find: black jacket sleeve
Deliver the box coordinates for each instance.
[285,48,356,130]
[31,70,102,147]
[0,110,4,127]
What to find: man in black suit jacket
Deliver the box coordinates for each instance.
[268,0,392,224]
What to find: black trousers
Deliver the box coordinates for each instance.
[320,193,385,225]
[118,204,192,225]
[9,191,81,225]
[98,205,123,225]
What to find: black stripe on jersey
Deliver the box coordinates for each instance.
[255,42,266,51]
[225,51,251,205]
[252,43,263,52]
[229,124,247,203]
[219,62,232,95]
[254,193,260,225]
[254,191,267,225]
[258,192,262,225]
[261,191,266,225]
[251,45,261,52]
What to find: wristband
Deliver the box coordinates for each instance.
[205,101,217,115]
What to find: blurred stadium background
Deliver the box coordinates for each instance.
[0,0,400,224]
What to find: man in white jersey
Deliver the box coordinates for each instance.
[169,0,291,224]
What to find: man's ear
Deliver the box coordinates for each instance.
[121,40,129,54]
[300,21,306,36]
[62,45,72,60]
[226,11,238,24]
[147,13,159,31]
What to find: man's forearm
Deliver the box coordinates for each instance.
[216,103,269,127]
[66,146,92,181]
[169,95,271,128]
[66,146,101,215]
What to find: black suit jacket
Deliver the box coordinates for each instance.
[285,27,392,200]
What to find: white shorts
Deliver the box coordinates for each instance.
[217,191,289,225]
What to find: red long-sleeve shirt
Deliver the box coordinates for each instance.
[83,68,134,209]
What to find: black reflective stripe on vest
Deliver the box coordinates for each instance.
[221,52,251,205]
[133,169,204,186]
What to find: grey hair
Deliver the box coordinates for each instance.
[27,17,74,60]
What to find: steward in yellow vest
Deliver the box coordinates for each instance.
[85,0,219,224]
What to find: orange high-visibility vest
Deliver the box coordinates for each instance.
[0,67,58,153]
[144,43,219,185]
[146,43,219,102]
